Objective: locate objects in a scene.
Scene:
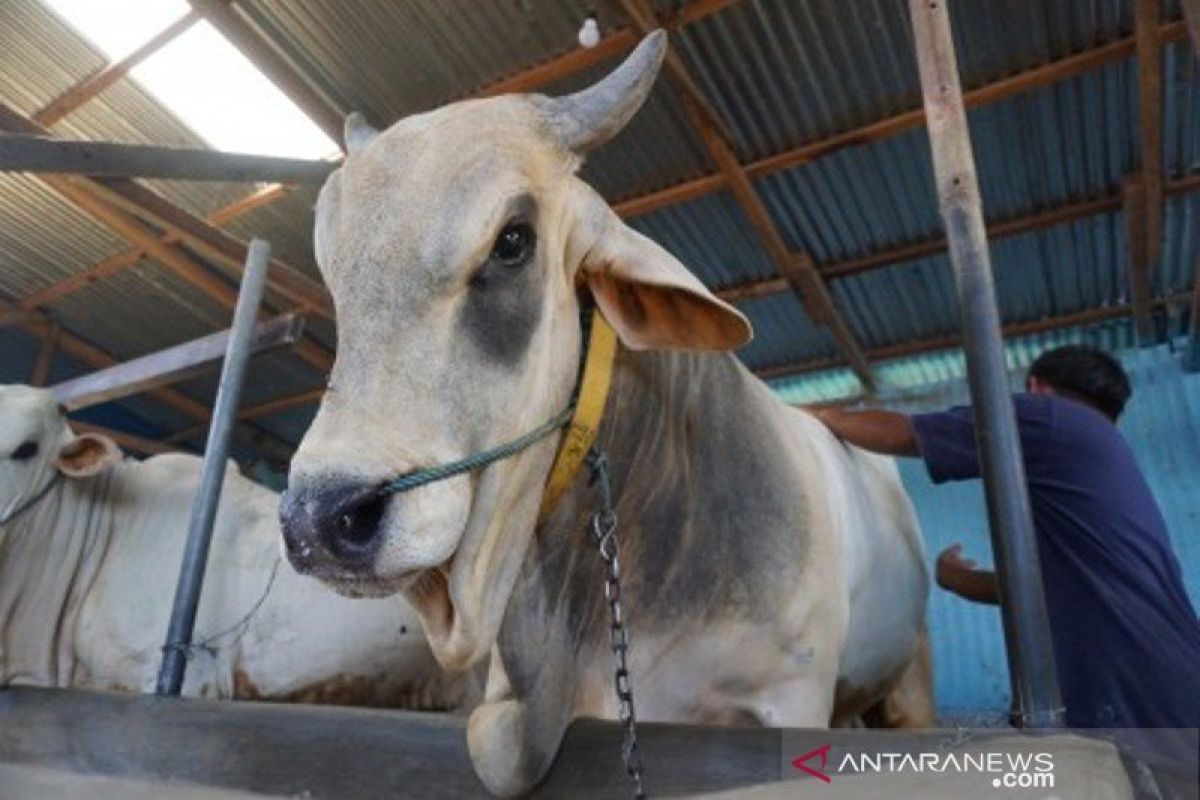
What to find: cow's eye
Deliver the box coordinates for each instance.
[491,222,535,265]
[11,441,38,461]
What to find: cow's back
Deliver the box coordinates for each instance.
[72,454,475,707]
[782,410,929,707]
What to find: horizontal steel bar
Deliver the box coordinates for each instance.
[52,313,305,411]
[0,133,336,184]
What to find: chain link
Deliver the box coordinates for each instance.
[586,448,646,800]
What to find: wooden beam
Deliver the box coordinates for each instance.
[0,103,334,376]
[186,0,344,147]
[6,311,294,463]
[52,314,304,411]
[32,10,200,127]
[14,183,292,315]
[29,322,61,387]
[40,178,331,375]
[75,0,732,307]
[477,29,639,98]
[84,177,333,321]
[0,308,46,330]
[207,182,291,225]
[1183,0,1200,59]
[47,177,241,308]
[684,92,876,391]
[660,0,745,28]
[50,326,211,419]
[615,0,875,391]
[0,103,333,323]
[716,171,1200,304]
[27,3,1173,338]
[615,0,733,141]
[612,20,1190,221]
[0,133,336,184]
[70,421,177,456]
[138,0,737,255]
[163,386,323,444]
[1122,176,1156,343]
[1136,0,1165,264]
[470,0,741,99]
[757,295,1189,382]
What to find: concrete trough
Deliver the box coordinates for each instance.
[0,687,1151,799]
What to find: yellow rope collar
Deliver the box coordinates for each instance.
[537,313,618,522]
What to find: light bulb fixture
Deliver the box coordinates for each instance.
[578,14,600,48]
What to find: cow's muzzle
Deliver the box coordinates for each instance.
[279,479,389,574]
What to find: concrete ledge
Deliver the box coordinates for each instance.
[0,687,1154,799]
[0,687,782,798]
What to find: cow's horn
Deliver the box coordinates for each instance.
[344,112,380,155]
[545,30,667,154]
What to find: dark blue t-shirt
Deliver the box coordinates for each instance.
[911,394,1200,736]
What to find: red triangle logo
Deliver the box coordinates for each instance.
[791,743,833,783]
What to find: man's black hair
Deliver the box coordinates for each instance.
[1027,345,1131,421]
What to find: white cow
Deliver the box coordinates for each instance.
[0,384,477,708]
[280,31,932,796]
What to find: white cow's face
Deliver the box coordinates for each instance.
[0,385,122,521]
[280,33,751,671]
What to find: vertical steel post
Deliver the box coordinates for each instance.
[156,239,271,696]
[907,0,1064,727]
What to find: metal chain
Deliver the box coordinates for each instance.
[586,448,646,800]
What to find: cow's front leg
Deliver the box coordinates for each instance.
[748,653,841,728]
[467,647,575,797]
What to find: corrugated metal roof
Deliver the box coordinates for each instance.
[0,173,128,297]
[737,293,837,366]
[628,190,779,286]
[0,0,1196,457]
[235,0,619,122]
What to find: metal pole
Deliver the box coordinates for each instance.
[156,239,272,696]
[907,0,1064,728]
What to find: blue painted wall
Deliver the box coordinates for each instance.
[895,343,1200,718]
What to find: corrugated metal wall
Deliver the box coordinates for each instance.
[886,338,1200,717]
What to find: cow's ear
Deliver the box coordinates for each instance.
[55,433,123,478]
[576,195,752,352]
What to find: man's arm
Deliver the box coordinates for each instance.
[809,407,921,457]
[936,544,999,605]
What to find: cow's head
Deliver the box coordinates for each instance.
[0,385,123,522]
[280,32,751,672]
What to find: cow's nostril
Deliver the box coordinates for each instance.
[280,481,389,569]
[323,486,388,556]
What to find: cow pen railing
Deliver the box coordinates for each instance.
[907,0,1063,727]
[42,237,297,696]
[155,238,275,696]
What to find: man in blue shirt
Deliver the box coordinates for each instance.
[812,345,1200,785]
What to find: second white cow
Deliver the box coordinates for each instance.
[0,384,477,709]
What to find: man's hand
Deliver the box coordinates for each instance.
[803,406,920,457]
[936,543,978,589]
[934,543,1000,605]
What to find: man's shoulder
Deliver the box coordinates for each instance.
[1015,392,1107,423]
[1015,393,1126,453]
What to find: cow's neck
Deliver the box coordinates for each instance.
[501,346,811,707]
[0,471,117,687]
